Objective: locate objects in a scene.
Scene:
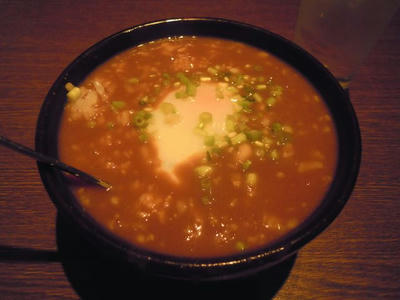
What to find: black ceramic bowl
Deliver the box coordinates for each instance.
[35,18,361,281]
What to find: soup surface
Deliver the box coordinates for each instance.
[58,36,337,257]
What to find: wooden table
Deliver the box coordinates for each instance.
[0,1,399,299]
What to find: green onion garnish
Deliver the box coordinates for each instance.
[270,85,283,97]
[195,165,213,179]
[271,122,283,134]
[204,135,215,147]
[111,101,126,111]
[199,112,213,124]
[132,110,152,128]
[230,132,247,145]
[270,149,279,160]
[246,129,262,142]
[159,102,176,115]
[242,160,252,171]
[266,96,277,107]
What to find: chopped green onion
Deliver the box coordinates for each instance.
[270,149,279,160]
[175,89,186,99]
[111,101,126,111]
[224,135,232,146]
[204,135,215,147]
[225,117,236,133]
[271,85,283,97]
[133,110,152,128]
[199,112,213,124]
[253,92,263,103]
[242,160,252,171]
[266,96,277,107]
[139,96,149,106]
[237,119,249,132]
[159,102,176,115]
[176,72,190,84]
[270,122,292,145]
[206,150,213,162]
[242,85,256,101]
[139,131,149,143]
[174,72,197,99]
[195,165,213,179]
[231,74,244,86]
[186,82,197,97]
[211,146,223,155]
[271,122,283,134]
[230,132,247,145]
[238,100,253,113]
[246,129,262,142]
[133,116,146,128]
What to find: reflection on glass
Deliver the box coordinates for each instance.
[294,0,400,88]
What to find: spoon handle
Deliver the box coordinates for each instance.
[0,135,111,190]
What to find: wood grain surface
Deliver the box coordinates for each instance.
[0,1,399,299]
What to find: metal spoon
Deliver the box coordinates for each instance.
[0,135,111,190]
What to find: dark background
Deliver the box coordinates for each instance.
[0,1,399,299]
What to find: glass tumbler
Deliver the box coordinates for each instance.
[294,0,400,88]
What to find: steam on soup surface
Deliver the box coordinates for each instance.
[59,36,337,257]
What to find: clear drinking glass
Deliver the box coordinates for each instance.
[294,0,400,88]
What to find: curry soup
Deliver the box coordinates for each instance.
[58,36,337,257]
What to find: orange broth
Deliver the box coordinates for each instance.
[58,36,337,257]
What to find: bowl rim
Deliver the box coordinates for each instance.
[35,17,361,280]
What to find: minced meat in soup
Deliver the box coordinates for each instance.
[58,36,337,257]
